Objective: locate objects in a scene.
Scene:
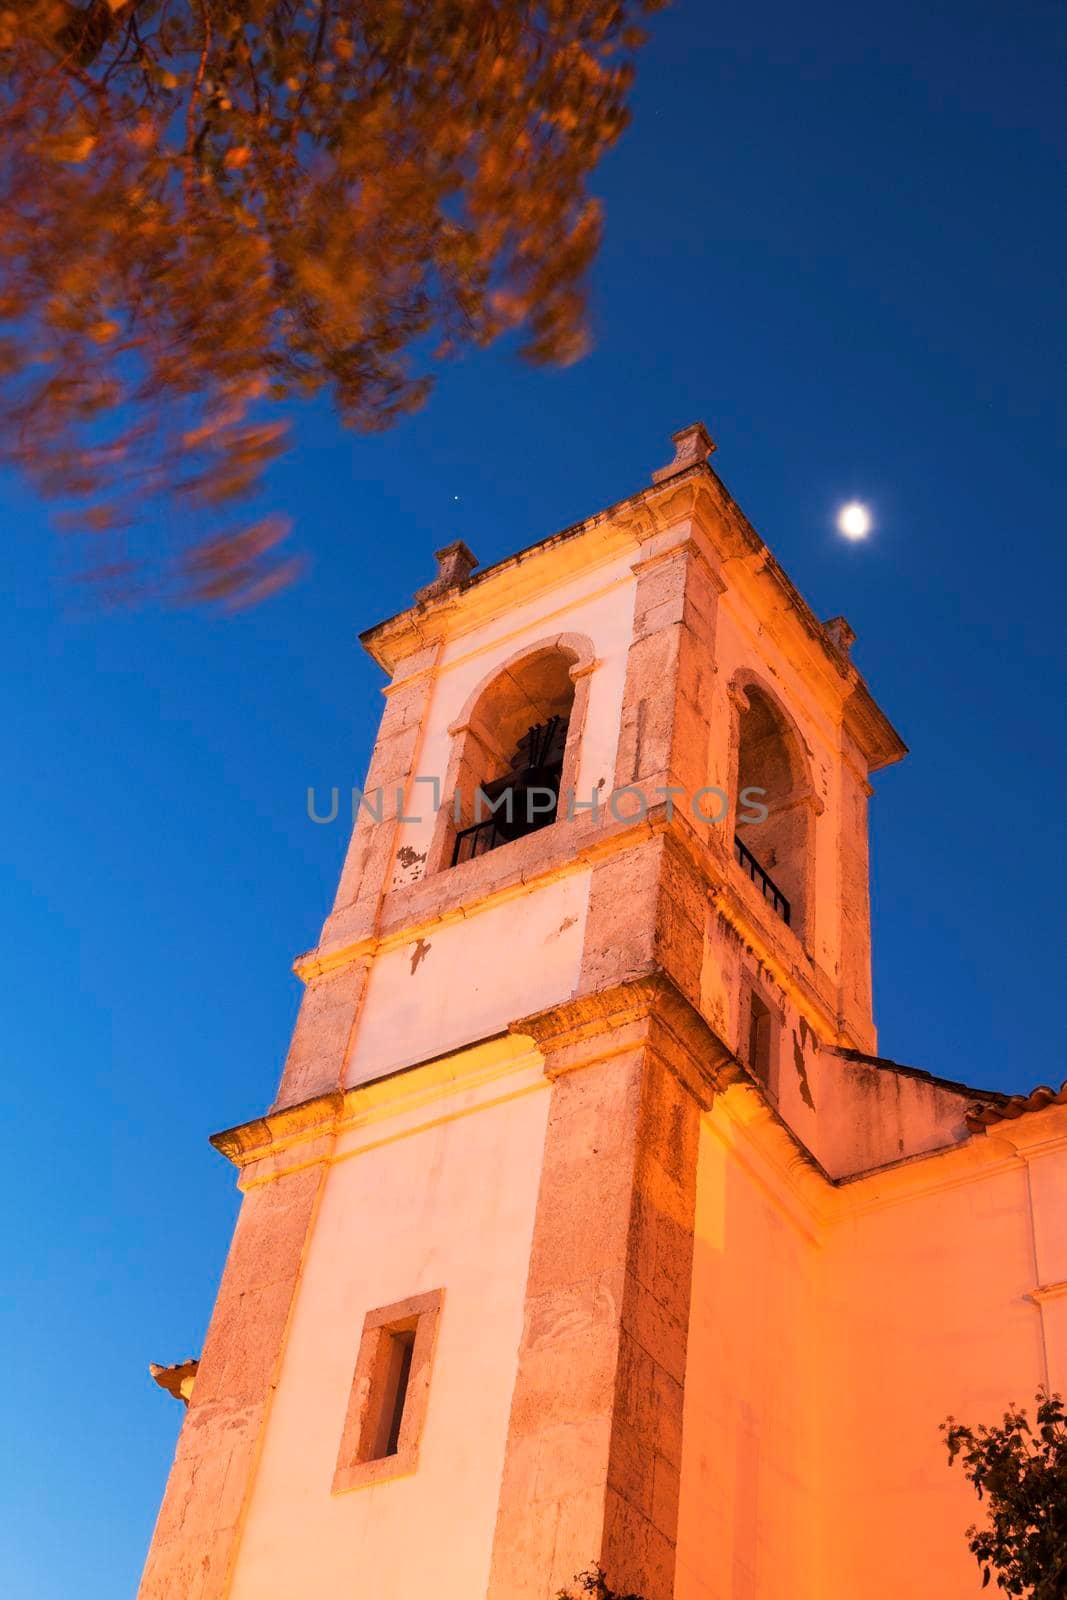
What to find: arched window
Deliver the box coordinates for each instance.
[430,638,593,872]
[734,681,814,937]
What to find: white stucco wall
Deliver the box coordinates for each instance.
[229,1056,550,1600]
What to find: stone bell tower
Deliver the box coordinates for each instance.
[139,424,930,1600]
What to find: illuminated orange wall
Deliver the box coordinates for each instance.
[210,1049,1067,1600]
[677,1087,1066,1599]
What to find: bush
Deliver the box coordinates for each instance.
[943,1390,1067,1596]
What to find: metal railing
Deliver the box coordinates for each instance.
[734,835,791,926]
[451,815,510,867]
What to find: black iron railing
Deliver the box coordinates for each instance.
[451,784,562,866]
[450,718,567,867]
[734,835,791,926]
[451,815,511,866]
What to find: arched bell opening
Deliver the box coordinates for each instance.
[734,680,815,938]
[427,636,594,874]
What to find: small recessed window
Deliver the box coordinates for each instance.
[333,1289,443,1493]
[369,1327,415,1461]
[747,991,774,1089]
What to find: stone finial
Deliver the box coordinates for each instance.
[414,540,478,604]
[824,616,856,657]
[652,421,717,484]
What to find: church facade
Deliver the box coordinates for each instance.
[140,425,1067,1600]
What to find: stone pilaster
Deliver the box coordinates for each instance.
[614,512,724,808]
[274,641,442,1109]
[578,831,707,1015]
[486,979,731,1600]
[837,726,876,1051]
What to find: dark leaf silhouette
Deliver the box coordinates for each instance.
[943,1391,1067,1597]
[558,1565,647,1600]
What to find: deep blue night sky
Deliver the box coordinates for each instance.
[2,1,1065,1593]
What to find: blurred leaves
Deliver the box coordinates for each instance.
[0,0,662,605]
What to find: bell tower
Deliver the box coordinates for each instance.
[139,425,908,1600]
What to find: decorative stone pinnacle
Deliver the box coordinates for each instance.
[652,421,717,484]
[414,540,478,604]
[824,616,856,657]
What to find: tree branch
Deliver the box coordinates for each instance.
[184,0,212,165]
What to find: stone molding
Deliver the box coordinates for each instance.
[293,803,856,1072]
[509,971,737,1110]
[1029,1279,1067,1305]
[215,1034,539,1165]
[356,449,903,782]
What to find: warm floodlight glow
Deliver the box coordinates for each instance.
[837,502,871,540]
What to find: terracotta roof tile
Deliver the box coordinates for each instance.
[966,1081,1067,1131]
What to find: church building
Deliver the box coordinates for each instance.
[139,424,1067,1599]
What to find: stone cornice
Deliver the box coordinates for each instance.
[509,969,739,1111]
[994,1108,1067,1158]
[214,972,743,1179]
[295,802,852,1054]
[211,1032,544,1177]
[708,1075,1034,1236]
[211,967,1027,1226]
[653,468,906,773]
[211,1089,346,1167]
[293,813,854,1095]
[702,1081,834,1241]
[706,870,852,1046]
[358,458,906,776]
[359,509,641,674]
[1028,1278,1067,1305]
[294,807,660,981]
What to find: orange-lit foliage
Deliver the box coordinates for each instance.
[0,0,661,603]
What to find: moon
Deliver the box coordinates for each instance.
[837,502,871,541]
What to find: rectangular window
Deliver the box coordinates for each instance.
[332,1289,443,1493]
[747,991,774,1089]
[369,1327,415,1461]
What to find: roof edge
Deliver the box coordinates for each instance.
[356,455,907,771]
